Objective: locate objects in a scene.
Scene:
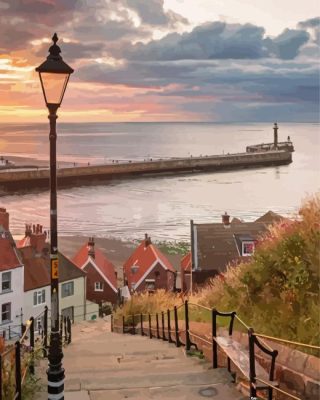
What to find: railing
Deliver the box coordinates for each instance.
[0,306,72,400]
[112,300,320,400]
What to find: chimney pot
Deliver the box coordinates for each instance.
[222,212,230,226]
[0,208,9,231]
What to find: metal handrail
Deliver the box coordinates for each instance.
[254,332,320,350]
[188,330,212,346]
[255,377,301,400]
[188,302,211,311]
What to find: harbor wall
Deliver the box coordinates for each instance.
[0,150,292,189]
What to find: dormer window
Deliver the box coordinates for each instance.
[242,241,255,256]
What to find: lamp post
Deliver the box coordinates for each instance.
[36,33,73,400]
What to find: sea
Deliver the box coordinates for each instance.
[0,122,319,241]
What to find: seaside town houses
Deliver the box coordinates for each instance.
[123,234,176,294]
[72,237,118,307]
[17,223,99,324]
[0,208,24,337]
[181,210,286,293]
[0,208,99,338]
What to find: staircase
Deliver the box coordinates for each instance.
[35,318,245,399]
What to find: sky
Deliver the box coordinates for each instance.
[0,0,319,123]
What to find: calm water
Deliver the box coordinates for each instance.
[0,122,319,240]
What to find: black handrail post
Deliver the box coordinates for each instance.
[111,315,114,332]
[212,309,218,368]
[64,317,67,344]
[44,306,48,357]
[132,314,135,335]
[140,314,144,336]
[167,309,172,343]
[161,312,166,341]
[248,328,257,399]
[67,317,72,344]
[174,306,180,347]
[8,326,11,340]
[29,317,35,375]
[122,316,125,334]
[0,354,3,400]
[185,300,191,351]
[148,314,152,339]
[156,313,160,339]
[15,341,22,400]
[59,314,63,338]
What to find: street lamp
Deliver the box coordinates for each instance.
[36,33,73,400]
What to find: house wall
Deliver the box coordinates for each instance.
[84,263,118,305]
[181,269,192,293]
[0,266,24,337]
[24,284,50,329]
[60,276,86,322]
[136,262,175,292]
[23,276,96,326]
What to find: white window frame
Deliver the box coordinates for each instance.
[242,241,255,256]
[33,289,46,306]
[1,302,11,323]
[1,271,11,292]
[94,282,104,292]
[61,281,74,298]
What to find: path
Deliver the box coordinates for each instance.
[35,318,245,400]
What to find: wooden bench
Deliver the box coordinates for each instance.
[212,310,278,400]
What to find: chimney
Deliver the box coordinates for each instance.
[29,222,47,253]
[222,212,230,226]
[88,237,95,259]
[0,208,9,231]
[144,233,151,246]
[273,122,278,149]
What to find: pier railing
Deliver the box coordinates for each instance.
[112,300,319,400]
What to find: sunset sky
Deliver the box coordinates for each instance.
[0,0,319,122]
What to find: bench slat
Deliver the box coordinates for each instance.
[215,336,276,385]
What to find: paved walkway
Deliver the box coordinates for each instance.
[36,318,245,399]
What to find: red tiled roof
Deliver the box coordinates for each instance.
[181,252,192,272]
[72,242,117,290]
[17,236,31,248]
[0,237,22,272]
[123,239,175,289]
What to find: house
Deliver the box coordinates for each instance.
[0,208,24,337]
[187,210,285,291]
[123,234,176,293]
[72,237,118,306]
[17,224,98,327]
[180,252,192,294]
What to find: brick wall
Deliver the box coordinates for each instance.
[136,262,175,292]
[84,263,118,305]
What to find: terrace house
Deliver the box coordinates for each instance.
[17,224,98,326]
[73,237,118,306]
[123,234,176,293]
[182,211,285,292]
[0,208,24,337]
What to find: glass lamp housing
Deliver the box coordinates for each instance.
[36,33,74,108]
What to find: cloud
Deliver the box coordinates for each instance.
[122,21,311,61]
[125,0,188,27]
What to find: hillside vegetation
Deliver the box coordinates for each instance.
[116,196,320,350]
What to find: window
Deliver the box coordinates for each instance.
[36,317,43,331]
[145,279,155,291]
[94,282,104,291]
[33,289,46,306]
[61,282,74,298]
[1,303,11,323]
[242,241,255,256]
[2,272,11,292]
